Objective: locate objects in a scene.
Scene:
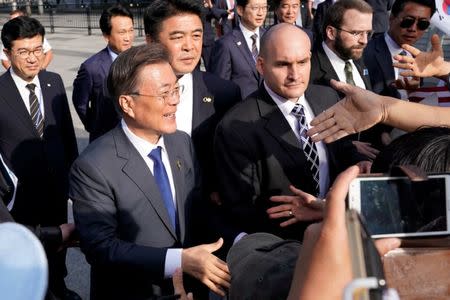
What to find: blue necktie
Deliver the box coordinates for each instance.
[148,147,177,231]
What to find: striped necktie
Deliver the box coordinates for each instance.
[251,33,258,62]
[26,83,44,138]
[291,103,320,195]
[344,61,355,86]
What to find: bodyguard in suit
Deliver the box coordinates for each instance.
[215,24,369,245]
[310,0,385,155]
[210,0,267,98]
[364,0,435,99]
[70,44,230,299]
[312,0,332,40]
[0,16,79,299]
[72,4,134,142]
[144,0,241,202]
[215,0,239,36]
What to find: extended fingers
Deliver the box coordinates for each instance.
[267,204,292,215]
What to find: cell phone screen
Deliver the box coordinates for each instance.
[359,177,447,236]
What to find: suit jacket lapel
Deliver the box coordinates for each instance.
[99,47,113,77]
[374,36,396,83]
[258,87,307,167]
[0,71,38,136]
[353,59,372,90]
[233,29,260,80]
[114,127,178,239]
[317,45,339,83]
[164,135,187,242]
[192,70,215,129]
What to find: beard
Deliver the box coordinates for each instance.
[334,34,365,61]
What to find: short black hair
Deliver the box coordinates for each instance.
[99,4,134,35]
[107,44,170,115]
[391,0,436,17]
[143,0,202,40]
[1,16,45,50]
[272,0,299,9]
[372,127,450,173]
[322,0,373,40]
[236,0,251,8]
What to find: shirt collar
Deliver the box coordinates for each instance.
[264,81,305,115]
[177,72,193,86]
[10,67,41,90]
[322,41,351,68]
[121,119,167,158]
[107,46,119,61]
[384,32,408,56]
[240,23,260,39]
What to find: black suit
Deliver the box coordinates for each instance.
[365,0,394,34]
[310,42,372,90]
[363,34,401,98]
[214,84,364,244]
[0,70,78,294]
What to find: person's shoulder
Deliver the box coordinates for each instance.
[307,83,339,99]
[75,129,117,164]
[38,70,63,83]
[220,92,259,123]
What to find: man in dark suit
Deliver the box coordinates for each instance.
[215,24,369,245]
[210,0,267,98]
[215,0,239,36]
[312,0,333,40]
[0,16,79,299]
[72,4,134,142]
[366,0,395,36]
[364,0,435,99]
[272,0,313,41]
[310,0,385,155]
[144,0,241,203]
[71,44,230,299]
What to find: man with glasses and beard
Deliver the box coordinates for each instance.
[364,0,436,99]
[309,0,381,158]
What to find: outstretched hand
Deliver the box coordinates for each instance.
[308,80,386,143]
[267,185,324,227]
[393,34,450,78]
[182,238,230,296]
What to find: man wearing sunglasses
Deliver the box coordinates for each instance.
[364,0,436,100]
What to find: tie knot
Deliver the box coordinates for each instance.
[26,83,36,92]
[344,61,352,71]
[251,33,258,42]
[399,50,407,56]
[148,146,162,162]
[291,103,305,117]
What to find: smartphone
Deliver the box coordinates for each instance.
[348,175,450,238]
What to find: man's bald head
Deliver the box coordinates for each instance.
[257,23,312,101]
[259,23,311,59]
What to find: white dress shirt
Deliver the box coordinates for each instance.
[176,73,194,136]
[239,23,261,54]
[10,68,45,118]
[266,82,330,197]
[121,120,182,278]
[322,42,367,89]
[384,33,412,100]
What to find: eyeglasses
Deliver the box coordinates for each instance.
[399,17,430,31]
[247,5,268,12]
[12,47,44,59]
[130,85,184,104]
[335,27,374,39]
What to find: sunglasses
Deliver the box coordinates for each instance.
[399,17,430,31]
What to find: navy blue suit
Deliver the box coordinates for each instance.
[73,47,113,142]
[363,34,401,99]
[210,27,266,99]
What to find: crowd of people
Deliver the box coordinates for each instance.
[0,0,449,299]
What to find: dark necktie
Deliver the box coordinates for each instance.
[25,83,44,138]
[251,33,258,62]
[291,103,320,195]
[0,158,14,208]
[344,61,355,86]
[148,146,177,232]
